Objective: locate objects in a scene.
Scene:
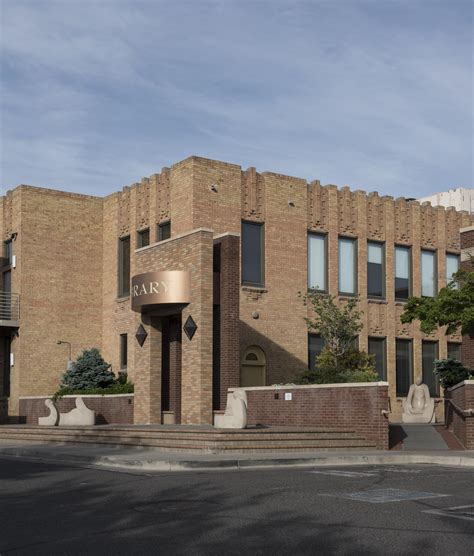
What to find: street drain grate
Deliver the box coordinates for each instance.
[134,499,221,514]
[423,505,474,522]
[330,488,449,504]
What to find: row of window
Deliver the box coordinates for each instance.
[118,221,171,297]
[309,334,462,397]
[309,234,459,299]
[241,221,460,298]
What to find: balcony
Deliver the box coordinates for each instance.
[0,291,20,328]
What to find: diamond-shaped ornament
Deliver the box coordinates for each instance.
[135,324,148,347]
[183,315,198,340]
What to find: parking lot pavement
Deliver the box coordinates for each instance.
[1,458,473,555]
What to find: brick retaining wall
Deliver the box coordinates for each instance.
[445,380,474,449]
[18,395,134,425]
[233,382,390,450]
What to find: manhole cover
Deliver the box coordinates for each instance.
[424,505,474,522]
[134,499,221,514]
[330,488,449,504]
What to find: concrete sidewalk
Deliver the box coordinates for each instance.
[0,439,473,472]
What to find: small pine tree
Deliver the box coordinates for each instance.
[61,348,116,390]
[433,358,472,389]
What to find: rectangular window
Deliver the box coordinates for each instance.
[338,237,357,295]
[395,246,411,300]
[447,342,461,361]
[3,240,12,267]
[242,221,265,286]
[396,339,413,397]
[367,242,385,298]
[422,341,439,397]
[446,253,460,288]
[120,333,128,370]
[308,333,325,371]
[368,337,387,380]
[157,221,171,242]
[421,249,436,297]
[308,233,327,292]
[137,228,150,248]
[118,236,130,297]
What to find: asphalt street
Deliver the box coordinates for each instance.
[1,457,473,555]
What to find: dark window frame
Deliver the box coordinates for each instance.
[368,336,387,380]
[422,340,439,397]
[308,333,325,372]
[396,338,413,397]
[118,236,131,297]
[157,221,171,242]
[338,236,358,296]
[307,232,328,293]
[447,342,462,361]
[395,245,412,301]
[137,228,150,248]
[120,333,128,370]
[421,248,438,298]
[241,220,265,287]
[367,240,386,299]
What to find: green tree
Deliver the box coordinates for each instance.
[61,348,116,390]
[433,358,472,389]
[299,292,378,384]
[401,267,474,336]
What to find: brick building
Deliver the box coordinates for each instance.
[0,156,472,424]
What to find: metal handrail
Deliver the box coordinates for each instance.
[0,291,20,321]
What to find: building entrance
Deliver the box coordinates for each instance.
[160,315,182,424]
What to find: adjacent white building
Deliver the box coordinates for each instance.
[418,187,474,213]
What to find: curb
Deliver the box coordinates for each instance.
[1,448,473,472]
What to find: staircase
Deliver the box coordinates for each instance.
[0,425,377,453]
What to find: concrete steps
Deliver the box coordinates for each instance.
[0,425,377,453]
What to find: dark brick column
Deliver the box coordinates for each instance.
[460,226,474,369]
[169,315,182,423]
[217,235,240,410]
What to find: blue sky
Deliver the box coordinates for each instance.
[1,0,472,197]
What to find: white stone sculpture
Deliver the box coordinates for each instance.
[402,377,435,423]
[214,389,248,429]
[39,397,95,426]
[59,397,95,426]
[38,399,59,426]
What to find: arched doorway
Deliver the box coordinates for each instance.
[240,346,266,387]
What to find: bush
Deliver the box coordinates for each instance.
[61,348,116,390]
[299,347,379,385]
[53,381,134,401]
[433,358,472,389]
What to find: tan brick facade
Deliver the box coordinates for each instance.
[1,156,472,424]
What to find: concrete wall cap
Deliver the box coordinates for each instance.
[135,227,214,253]
[460,226,474,233]
[229,382,389,392]
[448,379,474,392]
[19,394,134,399]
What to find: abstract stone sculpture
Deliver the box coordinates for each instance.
[38,397,95,426]
[214,389,248,429]
[59,397,95,426]
[38,399,59,426]
[402,377,435,423]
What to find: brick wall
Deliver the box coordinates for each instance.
[19,395,134,425]
[445,381,474,449]
[216,234,240,409]
[236,383,389,450]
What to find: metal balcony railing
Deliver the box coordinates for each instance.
[0,291,20,322]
